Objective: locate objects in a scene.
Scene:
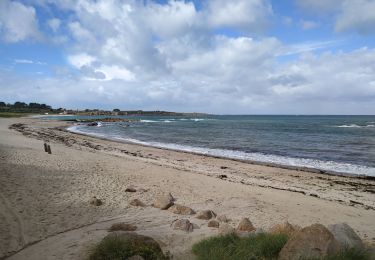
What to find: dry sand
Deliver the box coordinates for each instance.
[0,117,374,259]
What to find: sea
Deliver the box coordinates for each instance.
[49,115,375,177]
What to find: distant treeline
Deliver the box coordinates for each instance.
[0,101,62,114]
[0,101,207,116]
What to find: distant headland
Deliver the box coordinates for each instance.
[0,101,207,117]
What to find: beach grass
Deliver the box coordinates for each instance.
[192,233,289,260]
[321,247,371,260]
[0,112,34,118]
[192,233,371,260]
[88,233,168,260]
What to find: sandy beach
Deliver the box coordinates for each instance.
[0,117,374,259]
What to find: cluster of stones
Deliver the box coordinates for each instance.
[95,189,368,260]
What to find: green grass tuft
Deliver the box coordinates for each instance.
[0,112,34,118]
[192,233,289,260]
[322,247,371,260]
[89,233,168,260]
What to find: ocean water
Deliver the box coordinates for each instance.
[60,115,375,177]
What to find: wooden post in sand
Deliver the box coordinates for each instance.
[47,144,52,154]
[44,143,48,152]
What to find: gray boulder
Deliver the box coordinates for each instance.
[90,196,103,206]
[153,193,174,210]
[196,210,216,220]
[172,219,194,232]
[278,224,340,260]
[217,215,229,223]
[208,220,220,228]
[168,204,195,215]
[328,223,364,249]
[129,199,146,207]
[218,223,235,235]
[236,218,256,232]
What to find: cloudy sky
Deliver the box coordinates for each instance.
[1,0,375,114]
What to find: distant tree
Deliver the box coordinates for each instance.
[113,108,120,112]
[14,101,27,108]
[0,102,6,107]
[29,102,41,108]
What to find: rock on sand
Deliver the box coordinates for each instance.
[278,224,340,260]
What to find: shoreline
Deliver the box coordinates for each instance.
[65,124,375,181]
[9,118,375,209]
[1,117,375,259]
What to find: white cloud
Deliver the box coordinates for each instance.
[14,59,46,65]
[2,0,375,114]
[14,59,34,64]
[279,41,338,56]
[145,1,199,38]
[67,53,97,68]
[335,0,375,34]
[207,0,273,33]
[297,0,375,35]
[96,65,135,81]
[47,18,61,32]
[0,0,40,42]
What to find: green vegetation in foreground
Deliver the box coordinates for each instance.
[192,233,288,260]
[321,247,371,260]
[89,233,168,260]
[192,233,371,260]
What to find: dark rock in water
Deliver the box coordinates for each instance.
[87,122,98,126]
[168,204,195,215]
[172,219,194,232]
[196,210,216,220]
[129,199,146,207]
[327,223,364,249]
[90,196,102,206]
[279,224,340,260]
[153,193,174,210]
[109,222,137,232]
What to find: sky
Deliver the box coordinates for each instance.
[0,0,375,114]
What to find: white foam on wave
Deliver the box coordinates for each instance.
[140,118,208,123]
[335,124,375,128]
[67,125,375,177]
[140,120,158,123]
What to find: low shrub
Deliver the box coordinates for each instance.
[89,232,168,260]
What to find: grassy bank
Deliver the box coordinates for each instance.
[191,233,370,260]
[192,233,288,260]
[0,112,35,118]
